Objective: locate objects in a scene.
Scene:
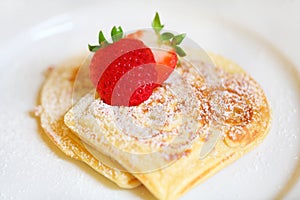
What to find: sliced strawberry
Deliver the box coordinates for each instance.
[153,50,177,83]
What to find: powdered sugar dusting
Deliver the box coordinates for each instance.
[65,56,270,170]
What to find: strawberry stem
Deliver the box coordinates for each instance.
[88,12,187,57]
[152,12,164,34]
[88,26,124,52]
[111,26,124,42]
[98,31,108,45]
[151,12,187,57]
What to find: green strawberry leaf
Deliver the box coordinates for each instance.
[98,31,108,45]
[152,12,186,57]
[111,26,123,42]
[175,46,186,57]
[161,32,174,41]
[89,12,187,58]
[88,44,101,52]
[152,12,164,33]
[172,33,186,45]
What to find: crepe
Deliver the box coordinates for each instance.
[35,61,140,188]
[64,53,271,199]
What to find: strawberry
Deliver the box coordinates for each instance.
[88,12,186,107]
[90,38,159,106]
[154,50,177,83]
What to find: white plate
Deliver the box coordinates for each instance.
[1,3,300,200]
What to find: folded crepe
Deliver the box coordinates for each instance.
[36,61,140,188]
[64,53,271,199]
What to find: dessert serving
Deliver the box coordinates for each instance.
[35,13,271,199]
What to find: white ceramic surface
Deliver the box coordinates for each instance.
[0,1,300,199]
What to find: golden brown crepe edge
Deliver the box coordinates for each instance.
[36,63,140,189]
[131,53,272,200]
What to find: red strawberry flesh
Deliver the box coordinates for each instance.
[89,38,178,107]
